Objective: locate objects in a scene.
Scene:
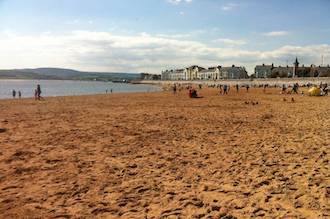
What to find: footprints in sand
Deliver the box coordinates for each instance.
[5,150,35,164]
[0,93,329,218]
[244,101,259,105]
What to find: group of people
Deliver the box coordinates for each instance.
[218,84,250,95]
[281,83,299,94]
[12,90,22,99]
[105,89,113,94]
[170,84,201,98]
[188,88,199,98]
[12,84,42,100]
[168,83,330,98]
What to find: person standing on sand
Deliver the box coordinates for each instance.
[263,84,268,93]
[223,84,228,95]
[236,84,239,93]
[18,91,22,99]
[36,84,42,100]
[282,84,287,94]
[219,85,223,95]
[292,83,299,94]
[12,89,16,98]
[246,85,250,93]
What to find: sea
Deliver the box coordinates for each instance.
[0,79,160,99]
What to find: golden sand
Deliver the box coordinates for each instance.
[0,88,329,218]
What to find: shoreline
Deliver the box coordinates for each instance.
[0,79,161,100]
[0,90,163,101]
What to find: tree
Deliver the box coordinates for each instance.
[270,71,279,78]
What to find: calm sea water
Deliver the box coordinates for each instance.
[0,79,160,99]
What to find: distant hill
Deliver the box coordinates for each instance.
[0,68,142,81]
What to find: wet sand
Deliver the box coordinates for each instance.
[0,88,329,218]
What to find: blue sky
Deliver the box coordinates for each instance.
[0,0,330,73]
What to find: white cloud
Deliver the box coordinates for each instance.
[215,38,247,46]
[167,0,192,5]
[0,30,329,74]
[221,3,238,11]
[156,33,191,39]
[263,31,290,37]
[1,29,16,38]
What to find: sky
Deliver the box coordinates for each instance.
[0,0,330,74]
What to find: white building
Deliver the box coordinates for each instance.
[162,65,248,81]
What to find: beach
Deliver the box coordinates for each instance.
[0,88,329,218]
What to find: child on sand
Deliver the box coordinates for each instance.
[282,84,287,94]
[189,88,199,98]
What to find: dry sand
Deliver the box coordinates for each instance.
[0,88,329,218]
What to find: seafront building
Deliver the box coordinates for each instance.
[255,57,330,78]
[161,58,330,81]
[161,65,248,81]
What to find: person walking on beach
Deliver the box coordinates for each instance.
[18,91,22,99]
[292,83,299,94]
[323,84,329,96]
[236,84,239,93]
[219,85,223,95]
[263,84,267,93]
[282,84,287,94]
[36,84,42,100]
[223,84,228,95]
[12,90,16,98]
[246,85,250,93]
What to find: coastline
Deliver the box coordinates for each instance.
[0,79,161,100]
[0,89,329,218]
